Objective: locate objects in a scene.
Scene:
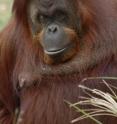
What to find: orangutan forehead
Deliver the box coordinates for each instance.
[28,0,77,18]
[29,0,68,4]
[28,0,75,9]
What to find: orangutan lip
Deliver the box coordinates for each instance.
[44,44,75,56]
[44,47,67,55]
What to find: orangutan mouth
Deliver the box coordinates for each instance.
[44,43,77,64]
[44,44,72,55]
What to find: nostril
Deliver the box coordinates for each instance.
[48,25,58,33]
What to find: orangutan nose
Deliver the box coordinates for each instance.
[47,24,58,33]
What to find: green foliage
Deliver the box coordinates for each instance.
[0,0,12,30]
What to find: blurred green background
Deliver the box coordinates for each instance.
[0,0,13,30]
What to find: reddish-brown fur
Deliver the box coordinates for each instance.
[0,0,117,124]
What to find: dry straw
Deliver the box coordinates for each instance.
[67,77,117,124]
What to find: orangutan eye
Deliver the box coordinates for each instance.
[55,10,69,23]
[37,14,50,24]
[39,15,44,22]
